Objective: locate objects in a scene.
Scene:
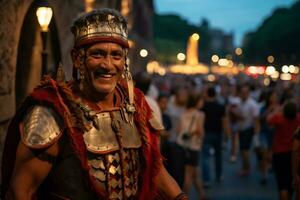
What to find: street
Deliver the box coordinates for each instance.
[190,145,277,200]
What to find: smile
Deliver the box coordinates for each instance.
[99,74,114,78]
[93,69,116,79]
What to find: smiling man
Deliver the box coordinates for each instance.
[1,8,186,200]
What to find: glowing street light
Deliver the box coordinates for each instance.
[140,49,148,57]
[289,65,296,73]
[36,7,53,32]
[211,55,219,63]
[235,48,243,56]
[267,55,275,64]
[218,58,229,67]
[266,66,276,75]
[281,65,289,73]
[177,53,186,61]
[36,5,53,76]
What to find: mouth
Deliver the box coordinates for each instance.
[94,69,116,79]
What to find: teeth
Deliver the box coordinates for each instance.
[100,74,113,78]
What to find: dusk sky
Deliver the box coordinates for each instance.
[155,0,296,46]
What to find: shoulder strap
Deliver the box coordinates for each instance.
[188,112,197,133]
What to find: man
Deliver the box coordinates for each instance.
[201,86,228,185]
[236,84,260,176]
[1,8,186,200]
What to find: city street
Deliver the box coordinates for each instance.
[190,145,277,200]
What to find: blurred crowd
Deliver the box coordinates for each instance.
[134,72,300,200]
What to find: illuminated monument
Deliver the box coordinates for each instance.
[170,33,209,74]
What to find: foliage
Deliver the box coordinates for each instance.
[153,14,211,64]
[243,1,300,65]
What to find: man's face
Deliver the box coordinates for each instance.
[158,96,168,112]
[240,86,249,101]
[83,42,126,95]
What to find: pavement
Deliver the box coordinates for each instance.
[189,144,277,200]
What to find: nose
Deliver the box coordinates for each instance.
[99,56,112,70]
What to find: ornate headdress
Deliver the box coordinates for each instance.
[71,8,129,49]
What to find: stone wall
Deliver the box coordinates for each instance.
[0,0,84,181]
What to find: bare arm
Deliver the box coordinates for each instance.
[192,112,205,138]
[222,114,231,139]
[5,142,59,200]
[156,165,183,199]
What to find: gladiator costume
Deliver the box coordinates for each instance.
[1,8,188,200]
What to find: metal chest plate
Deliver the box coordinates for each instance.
[83,110,142,154]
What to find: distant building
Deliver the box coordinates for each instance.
[210,28,234,57]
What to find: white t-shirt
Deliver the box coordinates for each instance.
[177,109,204,151]
[166,96,186,142]
[237,97,260,131]
[145,96,162,124]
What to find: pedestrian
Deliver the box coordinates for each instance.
[166,87,189,187]
[236,84,260,176]
[1,8,187,200]
[201,86,228,185]
[176,94,207,199]
[292,126,300,200]
[268,101,300,200]
[227,84,241,162]
[157,94,173,171]
[256,89,278,185]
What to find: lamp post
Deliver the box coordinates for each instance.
[36,6,53,76]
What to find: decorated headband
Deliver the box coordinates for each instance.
[71,9,129,49]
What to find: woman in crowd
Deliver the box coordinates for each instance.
[257,89,279,185]
[176,94,208,199]
[267,101,300,200]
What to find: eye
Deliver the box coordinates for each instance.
[111,51,124,60]
[88,50,106,58]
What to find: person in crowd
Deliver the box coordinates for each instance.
[201,86,228,185]
[256,89,279,185]
[134,71,163,124]
[1,8,186,200]
[177,94,207,199]
[292,126,300,200]
[227,84,241,162]
[236,84,260,176]
[166,87,189,187]
[268,101,300,200]
[157,94,173,172]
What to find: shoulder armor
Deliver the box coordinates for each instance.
[149,115,164,131]
[20,106,63,149]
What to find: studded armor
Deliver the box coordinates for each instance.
[84,108,142,199]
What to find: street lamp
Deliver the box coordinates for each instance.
[140,49,148,58]
[36,6,53,76]
[177,53,186,62]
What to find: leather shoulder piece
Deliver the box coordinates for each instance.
[20,105,63,149]
[149,114,164,131]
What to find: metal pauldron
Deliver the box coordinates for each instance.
[21,106,63,149]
